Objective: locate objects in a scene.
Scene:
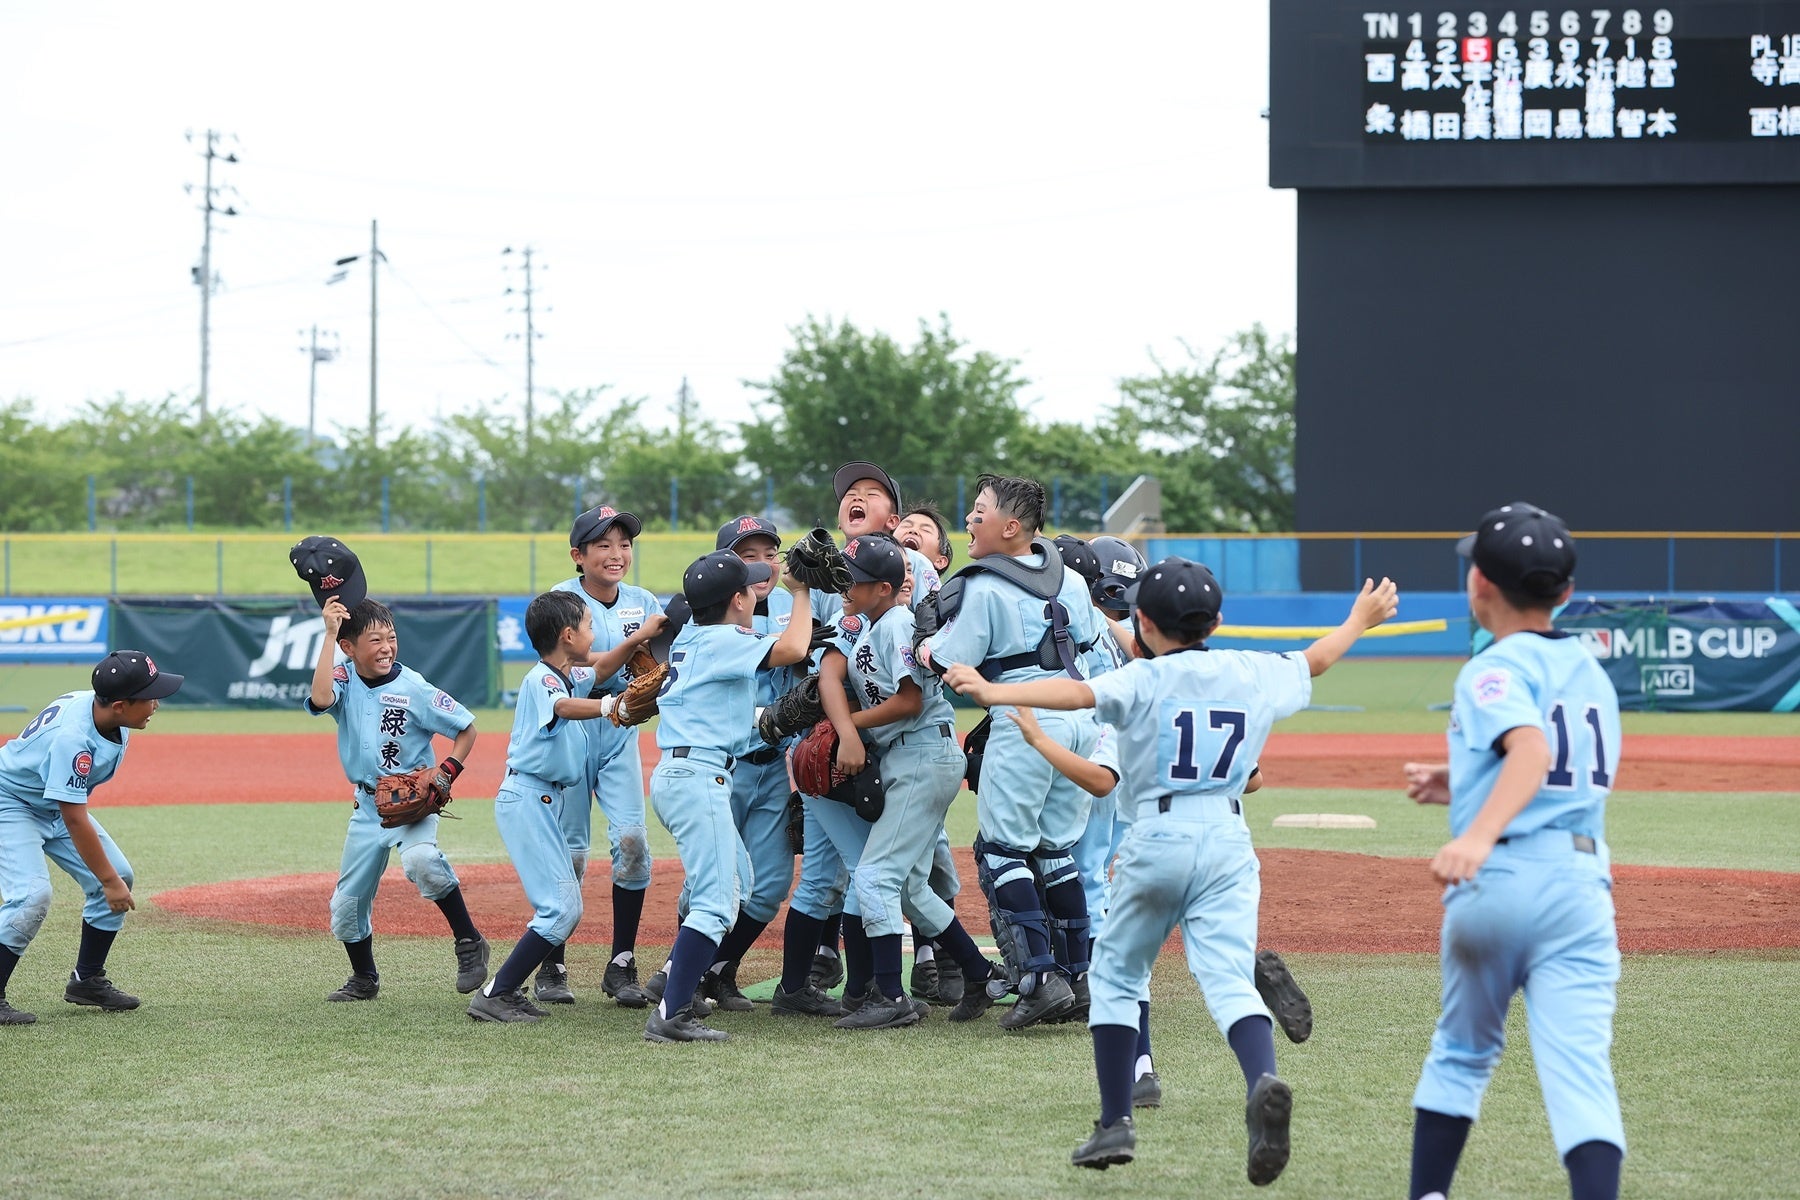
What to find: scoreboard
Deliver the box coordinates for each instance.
[1272,1,1800,186]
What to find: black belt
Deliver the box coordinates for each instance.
[740,746,782,767]
[1153,794,1241,815]
[672,746,735,770]
[1497,831,1597,854]
[897,722,955,745]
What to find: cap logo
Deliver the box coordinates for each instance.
[144,655,158,677]
[738,517,761,533]
[599,506,616,517]
[844,539,860,558]
[320,574,344,590]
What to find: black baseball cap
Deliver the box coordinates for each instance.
[1053,535,1101,586]
[842,535,905,590]
[1457,502,1577,599]
[93,650,184,702]
[290,535,368,609]
[648,594,691,661]
[716,514,781,553]
[1126,557,1224,629]
[833,462,902,513]
[683,550,774,609]
[570,505,642,548]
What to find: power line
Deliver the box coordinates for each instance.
[502,245,546,445]
[186,129,240,420]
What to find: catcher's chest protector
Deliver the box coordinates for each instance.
[928,537,1091,681]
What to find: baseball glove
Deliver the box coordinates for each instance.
[609,658,668,727]
[786,527,851,594]
[374,758,463,828]
[790,720,884,821]
[758,673,825,745]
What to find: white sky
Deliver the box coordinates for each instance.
[0,2,1293,440]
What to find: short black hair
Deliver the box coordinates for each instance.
[526,590,588,654]
[1141,610,1219,650]
[905,502,954,569]
[338,599,395,643]
[976,473,1046,534]
[1495,580,1568,614]
[689,597,734,626]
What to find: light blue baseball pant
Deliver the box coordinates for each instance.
[727,755,797,924]
[0,801,133,954]
[559,732,651,890]
[648,750,751,944]
[853,731,965,938]
[493,773,583,945]
[1088,795,1268,1036]
[789,797,849,921]
[1413,828,1626,1157]
[975,709,1096,853]
[1071,788,1125,940]
[329,791,460,943]
[928,826,961,903]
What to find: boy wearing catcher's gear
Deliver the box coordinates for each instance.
[1403,504,1625,1200]
[468,591,610,1023]
[0,651,182,1024]
[543,505,667,1008]
[947,560,1397,1182]
[916,474,1107,1029]
[306,594,484,1003]
[644,551,813,1043]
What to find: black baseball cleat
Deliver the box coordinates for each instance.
[468,986,542,1023]
[602,956,649,1008]
[453,935,489,994]
[326,973,379,1002]
[645,968,714,1018]
[1072,1117,1136,1170]
[1132,1071,1163,1108]
[0,998,37,1025]
[1254,950,1313,1044]
[533,962,575,1005]
[935,956,965,1004]
[999,972,1075,1030]
[1052,974,1090,1025]
[808,951,844,993]
[1245,1073,1293,1187]
[770,983,846,1018]
[909,958,947,1005]
[703,972,755,1013]
[64,970,140,1011]
[644,1005,730,1043]
[834,987,921,1031]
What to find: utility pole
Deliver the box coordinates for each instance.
[503,245,547,447]
[298,327,338,447]
[329,222,385,444]
[187,130,238,420]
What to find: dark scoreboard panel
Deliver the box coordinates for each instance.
[1272,0,1800,186]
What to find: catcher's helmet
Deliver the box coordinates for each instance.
[1086,536,1147,612]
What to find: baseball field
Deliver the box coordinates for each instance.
[0,658,1793,1199]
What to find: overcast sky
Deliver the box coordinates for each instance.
[0,2,1294,440]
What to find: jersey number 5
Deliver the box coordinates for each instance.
[656,651,685,699]
[1170,707,1246,783]
[1546,702,1612,789]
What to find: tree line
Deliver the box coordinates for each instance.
[0,317,1294,534]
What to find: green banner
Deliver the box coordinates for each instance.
[110,597,499,709]
[1556,599,1800,713]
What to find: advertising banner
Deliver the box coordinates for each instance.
[0,596,108,662]
[111,597,499,709]
[1556,598,1800,712]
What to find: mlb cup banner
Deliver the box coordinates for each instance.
[110,597,500,709]
[0,596,108,662]
[1556,599,1800,712]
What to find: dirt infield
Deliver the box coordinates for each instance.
[67,730,1800,806]
[154,846,1800,956]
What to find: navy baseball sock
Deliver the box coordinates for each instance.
[1226,1014,1278,1095]
[489,930,557,996]
[931,918,992,981]
[1563,1139,1623,1200]
[871,933,904,1000]
[1137,1000,1154,1060]
[612,885,645,959]
[780,910,826,992]
[74,921,118,980]
[992,876,1053,961]
[544,941,566,968]
[660,926,719,1019]
[1093,1024,1138,1127]
[344,936,378,980]
[1409,1108,1473,1199]
[710,915,769,979]
[840,920,874,997]
[819,913,842,955]
[0,944,20,995]
[434,888,479,942]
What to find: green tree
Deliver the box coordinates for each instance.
[997,414,1153,531]
[1116,325,1295,532]
[0,399,92,530]
[741,315,1029,525]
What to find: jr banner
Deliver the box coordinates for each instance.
[1556,598,1800,712]
[110,597,500,709]
[0,596,108,662]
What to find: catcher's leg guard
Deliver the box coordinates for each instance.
[974,836,1056,997]
[1036,849,1091,977]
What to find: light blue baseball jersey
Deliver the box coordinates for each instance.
[305,663,474,789]
[552,577,664,698]
[654,622,773,754]
[752,589,801,707]
[928,552,1106,684]
[846,604,955,749]
[1087,648,1312,804]
[0,692,127,814]
[506,662,597,787]
[1447,630,1620,839]
[809,546,938,626]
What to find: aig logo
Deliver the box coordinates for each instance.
[1641,664,1695,697]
